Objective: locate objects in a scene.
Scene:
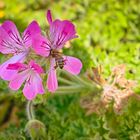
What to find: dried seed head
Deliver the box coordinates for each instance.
[82,64,138,114]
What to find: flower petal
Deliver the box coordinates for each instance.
[47,58,58,92]
[50,20,78,49]
[63,56,82,75]
[22,21,41,47]
[0,26,20,54]
[33,74,44,94]
[32,35,51,57]
[1,20,23,46]
[46,10,53,24]
[7,62,27,71]
[23,81,36,100]
[0,53,26,81]
[29,60,44,74]
[9,70,29,90]
[23,74,44,100]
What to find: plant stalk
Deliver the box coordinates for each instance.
[26,101,34,120]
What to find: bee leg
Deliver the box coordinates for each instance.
[54,62,58,69]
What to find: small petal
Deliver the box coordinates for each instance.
[29,60,44,74]
[50,20,77,49]
[32,35,51,57]
[23,74,44,100]
[7,62,27,71]
[47,58,58,92]
[33,74,44,94]
[23,81,36,100]
[47,70,58,92]
[22,21,41,47]
[63,56,82,75]
[46,10,53,24]
[0,53,26,80]
[9,70,29,90]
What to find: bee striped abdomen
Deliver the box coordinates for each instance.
[51,49,65,69]
[55,57,65,69]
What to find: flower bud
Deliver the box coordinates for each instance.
[25,119,46,139]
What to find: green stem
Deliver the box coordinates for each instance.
[76,77,95,88]
[55,83,102,95]
[26,101,34,120]
[57,85,85,93]
[62,70,98,89]
[58,77,76,85]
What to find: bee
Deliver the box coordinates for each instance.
[50,49,66,69]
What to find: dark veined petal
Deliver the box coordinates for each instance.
[22,21,41,47]
[29,60,44,74]
[32,34,51,57]
[0,53,26,81]
[50,20,78,49]
[0,26,22,54]
[1,20,23,46]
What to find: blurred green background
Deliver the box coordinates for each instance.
[0,0,140,139]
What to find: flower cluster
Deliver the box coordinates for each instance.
[0,10,82,100]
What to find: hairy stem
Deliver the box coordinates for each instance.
[26,101,34,120]
[56,81,102,95]
[58,77,76,85]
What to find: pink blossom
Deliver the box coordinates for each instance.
[7,60,44,100]
[0,20,41,81]
[32,10,82,92]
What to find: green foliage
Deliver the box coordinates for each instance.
[0,0,140,139]
[1,95,140,140]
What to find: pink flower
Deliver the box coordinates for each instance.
[32,10,82,92]
[7,60,44,100]
[0,20,41,81]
